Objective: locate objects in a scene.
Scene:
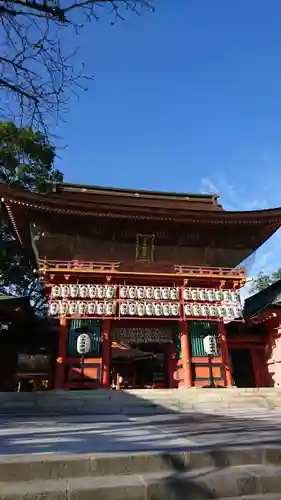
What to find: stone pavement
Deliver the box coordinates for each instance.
[2,409,281,498]
[1,407,281,456]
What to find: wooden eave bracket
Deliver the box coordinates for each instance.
[1,198,24,248]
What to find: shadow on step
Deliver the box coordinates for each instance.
[0,388,281,498]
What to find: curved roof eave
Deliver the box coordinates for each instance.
[1,184,281,221]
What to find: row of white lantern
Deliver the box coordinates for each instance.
[50,284,241,304]
[184,303,242,320]
[49,301,116,316]
[51,285,117,299]
[119,287,179,300]
[119,302,180,316]
[49,300,242,320]
[183,289,240,303]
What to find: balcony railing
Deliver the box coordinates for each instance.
[174,265,245,277]
[39,259,245,279]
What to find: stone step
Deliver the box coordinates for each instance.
[2,389,281,416]
[0,465,281,499]
[1,446,281,483]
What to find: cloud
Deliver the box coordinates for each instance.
[200,178,219,194]
[200,176,269,211]
[199,173,281,299]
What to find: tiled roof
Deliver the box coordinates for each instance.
[243,279,281,319]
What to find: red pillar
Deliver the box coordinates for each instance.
[180,321,192,387]
[102,319,111,388]
[55,316,67,389]
[167,343,177,388]
[218,321,232,387]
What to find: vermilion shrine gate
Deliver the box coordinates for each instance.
[1,182,280,389]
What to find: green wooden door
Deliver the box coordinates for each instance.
[67,319,101,358]
[189,321,219,357]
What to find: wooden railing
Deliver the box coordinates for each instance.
[39,259,120,272]
[39,259,245,279]
[174,265,245,277]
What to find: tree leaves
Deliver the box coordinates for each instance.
[250,268,281,294]
[0,121,62,192]
[0,121,63,314]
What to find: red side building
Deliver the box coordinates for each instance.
[1,182,281,389]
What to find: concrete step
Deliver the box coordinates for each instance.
[0,465,281,499]
[1,446,281,482]
[2,389,281,416]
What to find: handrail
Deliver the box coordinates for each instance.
[39,259,245,278]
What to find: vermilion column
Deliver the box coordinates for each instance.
[218,321,232,387]
[167,343,176,388]
[102,319,111,388]
[180,321,192,387]
[55,316,67,389]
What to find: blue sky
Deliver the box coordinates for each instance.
[55,0,281,296]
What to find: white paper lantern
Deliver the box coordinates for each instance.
[61,285,70,298]
[96,285,105,299]
[89,285,97,298]
[69,302,78,315]
[145,302,153,316]
[137,287,145,299]
[234,305,242,318]
[154,288,161,300]
[163,303,170,316]
[223,290,232,303]
[59,301,68,315]
[49,301,59,315]
[183,288,191,301]
[120,286,128,299]
[218,306,227,318]
[199,289,208,301]
[184,304,192,316]
[209,305,219,317]
[154,303,163,316]
[105,302,115,316]
[88,302,96,315]
[137,303,145,316]
[77,333,91,355]
[207,289,216,302]
[79,285,88,298]
[51,285,61,298]
[226,306,235,321]
[231,291,240,303]
[145,287,153,299]
[78,302,87,315]
[215,290,223,301]
[171,303,179,316]
[192,303,201,316]
[127,287,136,299]
[170,288,179,300]
[97,302,105,315]
[191,288,199,301]
[120,302,128,315]
[128,302,137,316]
[201,304,209,317]
[161,287,169,300]
[106,286,116,299]
[70,285,79,298]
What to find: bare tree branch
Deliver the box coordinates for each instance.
[0,1,153,134]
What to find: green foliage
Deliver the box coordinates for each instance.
[0,122,62,192]
[250,268,281,294]
[0,122,63,313]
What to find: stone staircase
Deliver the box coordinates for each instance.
[0,388,281,416]
[1,446,281,499]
